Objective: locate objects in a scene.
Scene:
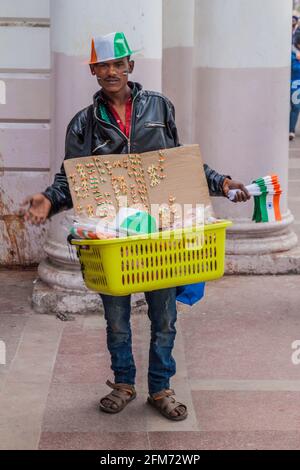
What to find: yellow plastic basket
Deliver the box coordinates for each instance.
[71,220,232,296]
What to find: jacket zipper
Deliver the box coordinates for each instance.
[127,91,141,153]
[144,122,166,128]
[94,107,128,143]
[93,91,142,154]
[92,140,110,153]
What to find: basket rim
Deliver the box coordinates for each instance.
[70,219,232,247]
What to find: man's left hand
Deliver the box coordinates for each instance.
[222,178,251,203]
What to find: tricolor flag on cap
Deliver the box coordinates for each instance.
[89,32,137,64]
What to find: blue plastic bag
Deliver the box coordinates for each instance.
[176,282,206,306]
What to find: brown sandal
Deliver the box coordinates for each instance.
[147,389,188,421]
[99,380,136,414]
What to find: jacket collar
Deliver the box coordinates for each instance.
[93,81,142,108]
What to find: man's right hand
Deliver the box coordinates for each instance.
[20,193,52,225]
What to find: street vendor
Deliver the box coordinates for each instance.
[22,32,250,421]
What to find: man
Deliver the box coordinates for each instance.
[22,32,250,420]
[293,15,300,44]
[290,32,300,141]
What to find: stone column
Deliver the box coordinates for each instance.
[179,0,298,273]
[162,0,195,144]
[33,0,163,313]
[0,0,50,267]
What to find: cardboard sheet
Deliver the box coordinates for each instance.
[64,144,213,225]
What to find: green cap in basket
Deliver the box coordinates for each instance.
[120,210,157,234]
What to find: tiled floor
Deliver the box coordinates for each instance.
[1,270,300,450]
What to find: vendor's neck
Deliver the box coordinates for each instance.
[104,85,131,107]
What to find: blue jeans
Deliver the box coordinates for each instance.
[100,287,177,394]
[290,101,300,133]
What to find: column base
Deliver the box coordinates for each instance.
[32,258,147,315]
[224,210,300,273]
[32,278,103,315]
[32,278,147,315]
[225,245,300,274]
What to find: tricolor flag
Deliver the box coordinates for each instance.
[227,174,282,223]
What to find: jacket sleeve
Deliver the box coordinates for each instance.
[42,164,73,217]
[204,163,231,196]
[43,112,87,217]
[165,98,180,147]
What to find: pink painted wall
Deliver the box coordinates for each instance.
[0,13,50,265]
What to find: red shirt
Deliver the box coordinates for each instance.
[108,95,132,138]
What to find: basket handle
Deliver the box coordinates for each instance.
[67,234,75,245]
[67,234,91,251]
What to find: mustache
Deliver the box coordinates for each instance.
[96,71,129,80]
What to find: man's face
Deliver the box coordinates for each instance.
[90,57,134,93]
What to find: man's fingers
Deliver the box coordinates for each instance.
[19,196,33,216]
[236,191,243,202]
[20,196,33,208]
[239,184,251,199]
[25,212,47,225]
[234,191,248,203]
[24,210,35,222]
[20,194,49,224]
[18,207,26,216]
[27,211,35,224]
[36,215,46,225]
[232,190,245,203]
[32,214,40,224]
[239,186,250,201]
[223,185,229,196]
[230,183,251,203]
[24,209,37,225]
[32,214,40,225]
[225,180,251,202]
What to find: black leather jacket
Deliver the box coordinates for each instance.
[43,82,229,216]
